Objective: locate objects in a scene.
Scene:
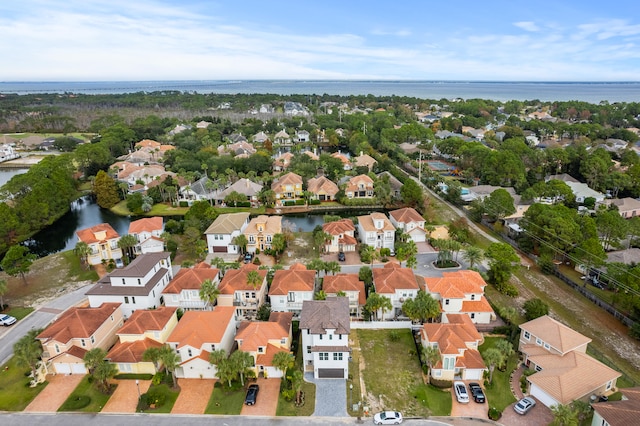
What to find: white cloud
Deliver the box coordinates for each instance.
[514,21,540,32]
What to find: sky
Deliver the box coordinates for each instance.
[1,0,640,82]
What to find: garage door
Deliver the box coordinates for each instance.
[55,363,71,374]
[212,246,228,253]
[71,363,87,374]
[318,368,344,378]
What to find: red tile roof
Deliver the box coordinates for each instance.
[162,267,220,294]
[424,270,487,298]
[269,264,316,295]
[322,219,355,236]
[373,262,420,293]
[37,303,121,344]
[106,337,163,363]
[167,307,236,349]
[76,223,120,244]
[218,263,267,294]
[116,307,177,337]
[128,217,163,234]
[323,274,366,305]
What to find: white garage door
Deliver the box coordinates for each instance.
[463,369,484,380]
[530,383,558,408]
[55,363,71,374]
[71,363,87,374]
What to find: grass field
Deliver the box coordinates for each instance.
[479,336,518,413]
[58,376,113,412]
[0,357,48,411]
[205,382,244,414]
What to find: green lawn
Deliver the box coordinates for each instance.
[479,336,518,413]
[356,329,432,417]
[0,357,48,411]
[276,380,315,416]
[2,306,34,320]
[205,382,244,415]
[139,383,180,413]
[413,384,452,416]
[58,376,113,412]
[61,250,99,281]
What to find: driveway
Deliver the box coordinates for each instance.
[449,382,488,419]
[305,373,348,417]
[24,374,84,412]
[171,379,215,414]
[240,377,280,416]
[101,379,151,413]
[498,397,554,426]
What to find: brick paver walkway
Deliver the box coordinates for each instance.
[240,378,280,416]
[24,374,84,412]
[171,379,215,414]
[101,379,151,413]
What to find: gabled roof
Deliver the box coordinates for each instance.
[205,212,251,235]
[219,179,263,198]
[245,215,282,235]
[357,213,395,232]
[37,303,121,344]
[307,176,339,195]
[76,223,120,244]
[218,263,267,294]
[322,219,355,236]
[422,313,482,354]
[271,172,303,190]
[424,270,487,298]
[389,207,424,224]
[235,312,293,352]
[167,307,236,348]
[105,252,170,279]
[520,315,591,354]
[299,297,350,335]
[354,153,377,168]
[373,262,419,293]
[116,306,177,337]
[106,337,163,363]
[256,343,289,366]
[162,267,220,294]
[269,264,315,295]
[591,387,640,426]
[322,274,366,305]
[129,217,163,235]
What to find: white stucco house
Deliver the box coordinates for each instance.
[372,262,420,320]
[356,212,395,250]
[205,212,251,254]
[268,263,316,316]
[389,207,428,243]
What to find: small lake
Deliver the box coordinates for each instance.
[0,168,28,187]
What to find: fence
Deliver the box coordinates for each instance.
[350,320,413,330]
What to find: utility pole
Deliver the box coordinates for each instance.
[418,149,422,182]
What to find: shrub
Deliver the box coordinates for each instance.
[494,281,519,297]
[281,389,295,402]
[152,372,167,385]
[388,330,401,342]
[488,407,502,420]
[309,199,321,205]
[179,201,189,207]
[429,378,453,389]
[146,386,167,407]
[65,395,91,410]
[252,257,262,265]
[295,199,305,205]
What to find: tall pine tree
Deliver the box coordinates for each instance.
[94,170,120,208]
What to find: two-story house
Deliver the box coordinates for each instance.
[357,213,395,251]
[269,263,316,316]
[606,197,640,219]
[205,212,251,254]
[322,219,357,253]
[162,263,221,311]
[86,252,173,318]
[128,216,164,255]
[322,274,365,317]
[271,172,303,206]
[76,223,123,265]
[274,129,292,148]
[344,174,374,198]
[216,178,263,207]
[37,303,123,374]
[331,151,352,170]
[243,215,282,253]
[423,270,495,324]
[372,262,420,320]
[217,263,268,320]
[273,152,294,172]
[106,307,178,374]
[307,176,339,202]
[167,306,237,379]
[518,315,621,408]
[420,313,486,381]
[300,297,350,379]
[389,207,428,243]
[235,311,293,378]
[591,387,640,426]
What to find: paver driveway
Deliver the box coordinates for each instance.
[240,377,280,416]
[499,397,554,426]
[450,382,488,419]
[101,379,151,413]
[24,374,84,412]
[171,379,215,414]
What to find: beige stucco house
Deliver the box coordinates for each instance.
[217,263,268,320]
[243,215,282,253]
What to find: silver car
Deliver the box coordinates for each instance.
[0,314,17,326]
[454,381,469,403]
[514,396,536,414]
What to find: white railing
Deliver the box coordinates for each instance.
[350,321,412,330]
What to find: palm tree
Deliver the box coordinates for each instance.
[13,329,43,379]
[93,359,118,393]
[199,279,220,310]
[209,349,227,367]
[246,270,262,290]
[232,234,248,254]
[324,260,341,275]
[142,346,163,372]
[118,234,138,261]
[379,295,393,321]
[314,290,327,300]
[0,279,7,309]
[336,290,347,297]
[73,242,91,269]
[550,403,579,426]
[159,345,180,388]
[462,246,484,269]
[360,245,375,265]
[229,350,254,386]
[272,351,294,384]
[291,369,304,404]
[421,345,441,377]
[306,258,326,278]
[482,348,505,384]
[494,339,514,370]
[84,347,107,375]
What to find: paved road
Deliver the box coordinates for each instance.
[0,284,93,365]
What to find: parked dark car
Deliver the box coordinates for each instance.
[338,252,346,262]
[244,384,259,405]
[244,252,254,263]
[468,382,485,403]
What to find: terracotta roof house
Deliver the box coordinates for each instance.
[423,270,495,324]
[271,172,303,206]
[243,215,283,253]
[518,315,621,407]
[215,178,263,207]
[76,223,123,266]
[303,150,319,160]
[217,263,268,320]
[269,263,316,316]
[106,307,178,374]
[300,297,350,379]
[354,153,377,171]
[356,212,395,251]
[307,176,339,202]
[162,265,221,310]
[322,219,357,253]
[37,303,123,375]
[135,139,161,149]
[218,140,256,157]
[205,212,251,254]
[420,313,486,381]
[86,252,173,318]
[606,197,640,219]
[128,216,164,255]
[273,152,294,172]
[167,306,237,379]
[389,207,428,243]
[591,387,640,426]
[372,262,420,320]
[331,151,352,170]
[235,311,294,378]
[322,274,366,317]
[116,163,174,188]
[344,174,374,199]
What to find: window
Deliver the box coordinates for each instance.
[124,296,129,304]
[443,357,454,370]
[333,353,343,361]
[535,365,542,372]
[258,347,264,353]
[137,279,141,285]
[187,348,192,357]
[329,334,333,340]
[132,296,136,304]
[470,313,475,319]
[90,336,95,344]
[524,331,530,340]
[81,339,86,347]
[287,292,295,302]
[606,380,613,391]
[319,334,323,340]
[122,279,125,284]
[319,353,329,361]
[543,343,550,350]
[445,299,450,305]
[470,294,475,301]
[307,346,311,354]
[54,344,60,353]
[281,338,286,345]
[536,338,542,346]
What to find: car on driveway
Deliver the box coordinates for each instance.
[454,381,469,403]
[468,382,485,403]
[0,314,16,326]
[244,252,254,264]
[338,252,346,262]
[373,411,403,424]
[514,396,536,414]
[244,384,259,405]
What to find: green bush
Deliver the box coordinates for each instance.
[429,378,453,389]
[179,201,189,207]
[494,281,519,297]
[152,372,167,385]
[488,406,502,420]
[309,199,321,205]
[295,199,305,205]
[283,201,295,206]
[64,395,91,410]
[388,330,401,342]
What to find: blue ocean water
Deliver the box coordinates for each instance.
[1,80,639,103]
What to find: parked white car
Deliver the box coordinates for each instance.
[454,381,469,403]
[0,314,16,326]
[373,411,403,424]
